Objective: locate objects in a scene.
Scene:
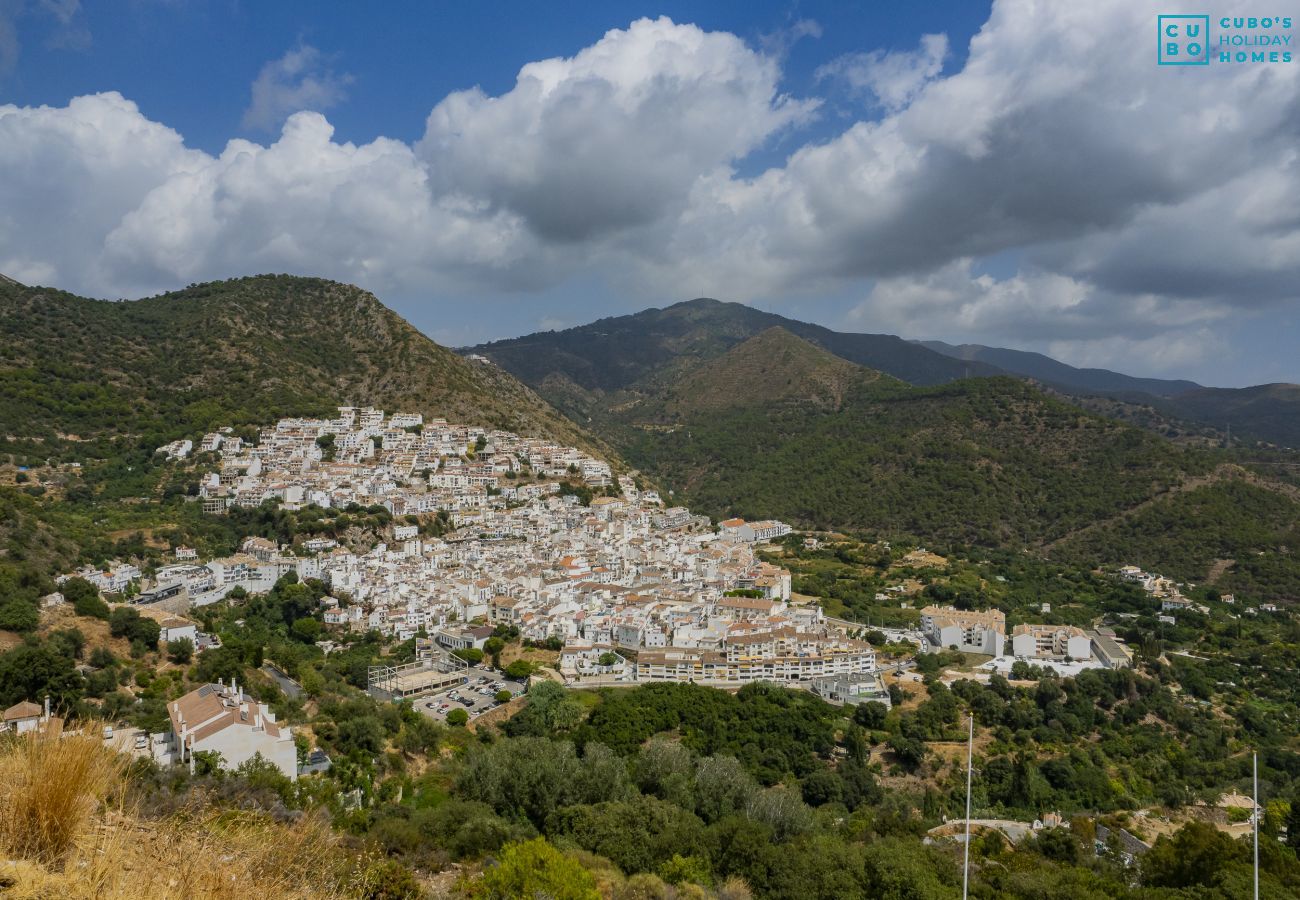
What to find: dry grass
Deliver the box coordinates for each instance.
[0,720,125,864]
[0,722,388,899]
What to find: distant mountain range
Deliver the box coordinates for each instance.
[468,298,1300,448]
[915,340,1201,398]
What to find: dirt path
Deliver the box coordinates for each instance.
[1205,558,1235,584]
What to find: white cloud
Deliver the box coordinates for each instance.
[0,92,206,294]
[816,33,948,111]
[417,16,817,242]
[242,43,352,132]
[854,260,1231,343]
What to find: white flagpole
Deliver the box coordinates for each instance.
[963,713,973,900]
[1254,751,1259,900]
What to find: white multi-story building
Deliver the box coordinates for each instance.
[163,680,297,779]
[1010,624,1092,661]
[921,605,1006,655]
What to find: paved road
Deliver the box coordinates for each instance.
[262,663,303,698]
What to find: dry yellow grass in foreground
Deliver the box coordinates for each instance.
[0,722,376,899]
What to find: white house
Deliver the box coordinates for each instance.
[165,680,297,779]
[159,616,199,646]
[2,700,45,734]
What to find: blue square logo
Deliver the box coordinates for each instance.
[1158,15,1210,65]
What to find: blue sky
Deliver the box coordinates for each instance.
[5,2,991,156]
[2,0,1298,386]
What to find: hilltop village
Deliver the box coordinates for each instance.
[134,409,882,690]
[63,407,1144,710]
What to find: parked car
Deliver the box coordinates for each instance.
[134,735,148,750]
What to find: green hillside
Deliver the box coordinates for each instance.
[1052,475,1300,600]
[0,274,603,464]
[465,297,1000,415]
[1162,383,1300,448]
[602,330,1215,546]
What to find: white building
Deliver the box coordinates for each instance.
[920,606,1006,656]
[1010,624,1092,661]
[164,681,297,780]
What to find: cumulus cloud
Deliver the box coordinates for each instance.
[242,43,353,131]
[417,16,817,242]
[0,2,1297,381]
[1,18,813,297]
[816,33,947,111]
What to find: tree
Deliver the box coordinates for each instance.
[447,708,469,727]
[503,660,535,680]
[494,689,512,704]
[1287,799,1300,851]
[745,785,813,841]
[800,768,844,807]
[453,647,484,665]
[1141,821,1243,888]
[853,701,889,730]
[291,617,323,643]
[694,755,757,823]
[478,838,599,900]
[63,577,110,620]
[0,596,39,632]
[108,607,160,647]
[166,637,194,664]
[550,795,706,875]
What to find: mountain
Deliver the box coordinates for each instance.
[587,329,1208,546]
[465,297,1001,407]
[0,275,602,462]
[635,327,873,419]
[918,339,1300,448]
[916,340,1201,397]
[1162,383,1300,448]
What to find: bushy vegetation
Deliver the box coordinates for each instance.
[623,375,1211,547]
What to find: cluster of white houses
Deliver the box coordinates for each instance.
[138,412,873,698]
[920,605,1125,667]
[189,407,614,515]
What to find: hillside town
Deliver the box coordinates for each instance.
[56,408,1147,717]
[113,409,885,695]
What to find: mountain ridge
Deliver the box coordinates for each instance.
[471,296,1300,448]
[916,339,1202,397]
[0,274,607,462]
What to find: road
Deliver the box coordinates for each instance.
[262,663,303,698]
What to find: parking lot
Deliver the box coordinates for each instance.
[416,665,527,723]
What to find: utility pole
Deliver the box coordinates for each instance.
[963,713,973,900]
